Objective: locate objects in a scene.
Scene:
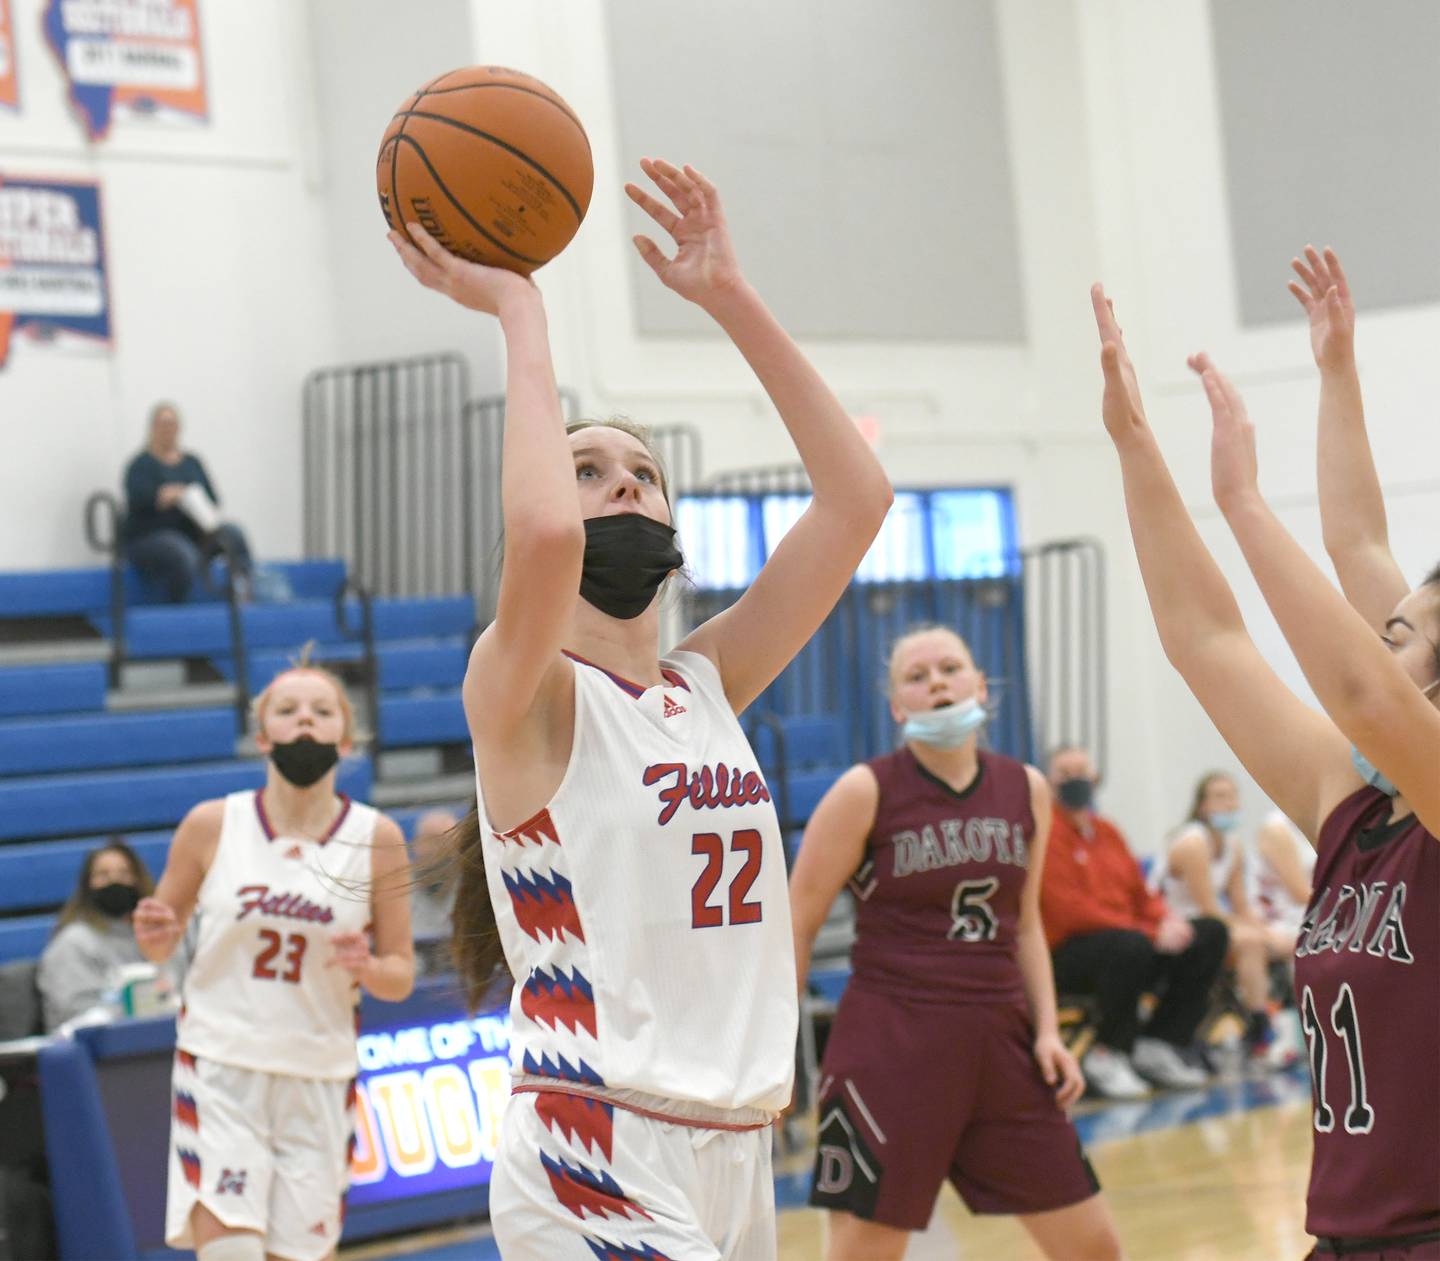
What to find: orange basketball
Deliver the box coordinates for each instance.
[377,66,593,276]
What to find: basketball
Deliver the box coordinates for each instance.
[376,66,593,275]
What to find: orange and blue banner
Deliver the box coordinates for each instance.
[0,174,111,368]
[0,1,17,110]
[42,0,207,140]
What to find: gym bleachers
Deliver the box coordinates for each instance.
[0,556,477,972]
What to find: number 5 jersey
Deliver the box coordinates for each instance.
[480,650,797,1120]
[177,790,378,1080]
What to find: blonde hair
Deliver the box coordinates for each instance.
[250,643,361,744]
[884,623,975,694]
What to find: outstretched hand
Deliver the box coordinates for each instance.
[1092,284,1150,446]
[1288,245,1355,372]
[1188,352,1260,514]
[625,159,745,309]
[388,222,537,317]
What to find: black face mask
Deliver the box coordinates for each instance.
[270,738,341,788]
[579,514,683,620]
[1056,777,1095,810]
[89,883,140,918]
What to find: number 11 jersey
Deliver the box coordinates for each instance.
[481,650,797,1118]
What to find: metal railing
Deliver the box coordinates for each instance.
[302,354,472,599]
[83,491,127,688]
[334,574,380,747]
[1021,537,1107,771]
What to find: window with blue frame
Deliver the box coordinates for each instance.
[675,487,1018,591]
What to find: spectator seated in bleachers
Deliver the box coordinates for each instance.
[1159,772,1299,1069]
[36,838,159,1031]
[1040,745,1228,1098]
[123,401,253,602]
[409,808,460,975]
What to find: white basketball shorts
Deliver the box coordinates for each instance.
[165,1049,354,1261]
[490,1089,777,1260]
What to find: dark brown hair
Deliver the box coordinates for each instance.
[55,839,155,933]
[442,805,512,1011]
[1186,771,1234,826]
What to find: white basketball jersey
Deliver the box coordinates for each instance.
[1251,809,1315,927]
[178,790,377,1080]
[480,649,797,1117]
[1161,822,1241,919]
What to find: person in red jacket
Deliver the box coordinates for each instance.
[1041,745,1228,1098]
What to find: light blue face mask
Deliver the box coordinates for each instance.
[1352,746,1399,798]
[1206,811,1240,834]
[901,698,988,749]
[1351,674,1439,797]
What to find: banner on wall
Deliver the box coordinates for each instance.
[0,175,111,368]
[0,0,17,110]
[43,0,207,140]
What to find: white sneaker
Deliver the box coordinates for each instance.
[1082,1044,1150,1099]
[1132,1037,1209,1089]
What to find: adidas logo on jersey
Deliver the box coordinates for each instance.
[309,1220,329,1237]
[663,694,687,719]
[284,845,304,861]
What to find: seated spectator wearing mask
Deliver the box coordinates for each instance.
[38,840,154,1030]
[1039,746,1228,1097]
[409,808,459,975]
[1161,772,1297,1066]
[123,401,252,602]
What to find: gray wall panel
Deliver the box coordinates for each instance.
[604,0,1026,341]
[1210,0,1440,326]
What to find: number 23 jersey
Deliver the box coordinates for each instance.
[480,650,797,1116]
[177,790,377,1081]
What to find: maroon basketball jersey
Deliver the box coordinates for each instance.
[848,747,1035,1005]
[1294,786,1440,1240]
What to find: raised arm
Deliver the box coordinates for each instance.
[1188,353,1440,837]
[1091,286,1354,841]
[788,764,878,991]
[625,160,892,712]
[389,226,584,732]
[1288,245,1408,626]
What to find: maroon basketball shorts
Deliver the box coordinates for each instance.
[808,986,1099,1230]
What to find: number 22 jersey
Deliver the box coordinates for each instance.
[177,790,377,1081]
[481,650,797,1119]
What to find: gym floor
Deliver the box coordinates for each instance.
[340,1065,1316,1261]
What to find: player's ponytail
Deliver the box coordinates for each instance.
[448,806,512,1011]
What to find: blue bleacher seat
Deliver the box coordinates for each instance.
[0,708,238,777]
[92,596,475,660]
[0,559,348,619]
[0,662,107,718]
[0,756,372,841]
[0,914,56,965]
[378,693,468,747]
[0,830,171,913]
[217,638,470,695]
[749,714,849,771]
